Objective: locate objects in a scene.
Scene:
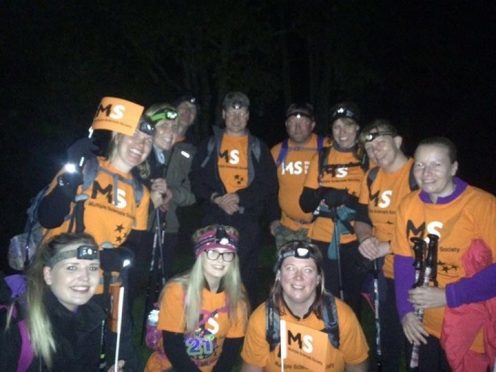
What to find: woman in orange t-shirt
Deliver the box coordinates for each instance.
[145,225,249,372]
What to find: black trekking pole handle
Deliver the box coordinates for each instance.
[409,234,438,369]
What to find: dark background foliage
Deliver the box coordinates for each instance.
[1,1,495,269]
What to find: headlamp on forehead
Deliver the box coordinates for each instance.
[363,131,396,143]
[231,100,245,110]
[273,241,320,272]
[138,119,155,136]
[151,109,178,122]
[48,244,99,267]
[215,226,230,246]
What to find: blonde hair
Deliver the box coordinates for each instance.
[165,253,248,333]
[23,233,98,368]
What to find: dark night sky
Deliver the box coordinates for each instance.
[1,1,495,267]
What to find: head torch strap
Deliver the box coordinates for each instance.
[364,131,396,142]
[48,245,99,267]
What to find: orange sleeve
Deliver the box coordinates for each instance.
[157,282,186,332]
[240,304,270,367]
[336,300,369,364]
[226,300,249,338]
[302,152,320,190]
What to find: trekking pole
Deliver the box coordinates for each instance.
[280,319,287,372]
[141,209,166,343]
[409,234,438,369]
[372,259,382,371]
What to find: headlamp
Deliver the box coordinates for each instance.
[151,109,178,122]
[363,131,396,143]
[231,100,245,110]
[273,241,321,272]
[139,120,155,136]
[48,244,99,267]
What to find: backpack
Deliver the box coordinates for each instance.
[366,163,418,196]
[8,159,144,270]
[0,273,33,372]
[275,135,325,167]
[265,293,340,352]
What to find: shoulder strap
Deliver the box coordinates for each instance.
[85,161,144,207]
[275,139,289,167]
[0,301,34,371]
[367,166,380,196]
[201,136,217,168]
[316,135,324,151]
[322,294,340,349]
[265,298,280,352]
[318,145,332,180]
[250,136,261,162]
[408,163,418,191]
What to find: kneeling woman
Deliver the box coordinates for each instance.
[241,241,369,372]
[0,232,124,371]
[145,224,249,371]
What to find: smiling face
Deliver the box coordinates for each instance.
[223,107,249,136]
[154,119,178,151]
[286,115,315,144]
[413,144,458,202]
[364,133,403,171]
[201,247,234,287]
[331,118,359,149]
[280,256,321,312]
[43,244,100,311]
[111,130,153,172]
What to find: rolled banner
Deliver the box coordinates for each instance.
[91,97,144,136]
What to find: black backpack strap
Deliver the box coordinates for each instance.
[265,298,280,352]
[367,166,380,197]
[322,293,340,349]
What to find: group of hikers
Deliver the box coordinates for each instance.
[1,92,495,372]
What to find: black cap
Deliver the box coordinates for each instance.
[286,103,314,120]
[329,102,360,123]
[223,91,250,109]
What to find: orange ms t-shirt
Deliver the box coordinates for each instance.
[43,157,150,246]
[241,300,368,371]
[358,159,415,278]
[392,186,496,351]
[304,147,366,243]
[150,281,247,371]
[271,134,329,230]
[218,134,249,193]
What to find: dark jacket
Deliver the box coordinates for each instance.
[190,128,279,224]
[146,141,197,233]
[0,289,107,372]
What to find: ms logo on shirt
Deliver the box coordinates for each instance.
[406,220,443,240]
[370,189,393,208]
[281,161,311,175]
[219,149,240,164]
[91,181,128,208]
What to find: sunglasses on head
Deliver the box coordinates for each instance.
[151,109,178,122]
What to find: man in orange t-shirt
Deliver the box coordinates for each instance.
[270,103,328,249]
[190,92,278,306]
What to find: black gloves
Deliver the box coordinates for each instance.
[323,188,352,208]
[67,137,99,165]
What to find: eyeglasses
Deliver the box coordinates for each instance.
[205,250,235,262]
